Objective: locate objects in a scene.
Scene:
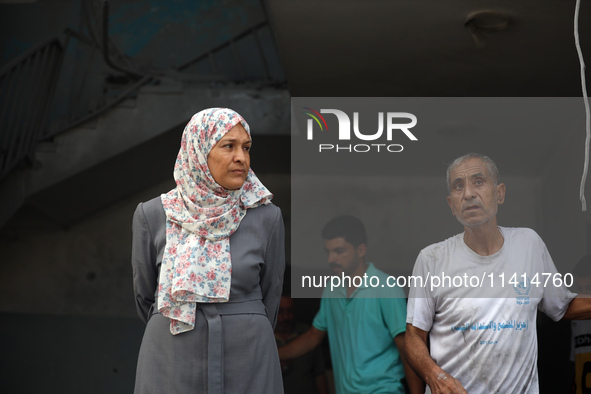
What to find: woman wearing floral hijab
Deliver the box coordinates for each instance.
[132,108,285,393]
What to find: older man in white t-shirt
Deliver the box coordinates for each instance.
[405,153,591,394]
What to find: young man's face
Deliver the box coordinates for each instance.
[324,237,365,276]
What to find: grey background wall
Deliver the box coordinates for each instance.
[0,173,290,318]
[1,0,590,393]
[0,1,291,392]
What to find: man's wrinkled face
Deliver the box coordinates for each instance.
[447,158,505,228]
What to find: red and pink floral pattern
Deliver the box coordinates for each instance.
[158,108,272,335]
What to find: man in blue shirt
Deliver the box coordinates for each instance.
[279,215,422,394]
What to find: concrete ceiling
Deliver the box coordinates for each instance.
[265,0,591,97]
[266,0,591,185]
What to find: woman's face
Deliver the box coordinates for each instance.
[207,123,251,190]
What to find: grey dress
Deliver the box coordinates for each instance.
[132,196,285,394]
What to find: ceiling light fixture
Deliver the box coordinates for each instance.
[464,10,512,48]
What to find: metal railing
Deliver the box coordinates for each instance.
[0,35,66,179]
[178,20,271,79]
[0,1,282,181]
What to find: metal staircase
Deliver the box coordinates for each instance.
[0,1,289,231]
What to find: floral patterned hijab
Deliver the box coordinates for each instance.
[158,108,272,335]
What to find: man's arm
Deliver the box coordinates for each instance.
[278,326,326,360]
[315,373,329,394]
[405,323,467,394]
[394,332,424,394]
[562,296,591,320]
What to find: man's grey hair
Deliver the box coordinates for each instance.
[446,153,500,194]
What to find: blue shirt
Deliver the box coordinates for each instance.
[312,263,407,394]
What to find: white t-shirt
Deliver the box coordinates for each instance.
[407,227,576,393]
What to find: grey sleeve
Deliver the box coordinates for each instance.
[260,207,285,329]
[131,203,158,324]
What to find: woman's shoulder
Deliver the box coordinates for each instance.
[248,202,282,215]
[245,202,283,226]
[134,196,165,225]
